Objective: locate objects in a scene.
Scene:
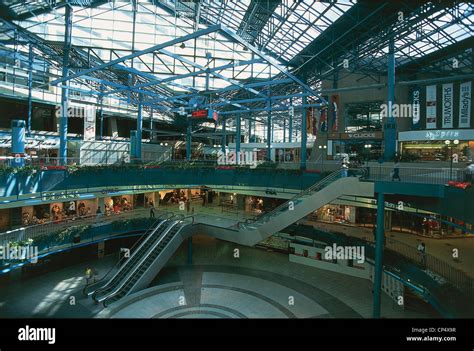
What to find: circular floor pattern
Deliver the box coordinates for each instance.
[97,265,355,318]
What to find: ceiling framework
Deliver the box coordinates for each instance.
[0,0,471,138]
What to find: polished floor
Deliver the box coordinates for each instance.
[0,235,427,319]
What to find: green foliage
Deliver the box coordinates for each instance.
[0,166,38,177]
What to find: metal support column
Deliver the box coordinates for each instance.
[266,99,271,161]
[301,95,308,170]
[289,98,293,143]
[136,94,143,161]
[186,120,192,161]
[221,118,226,154]
[150,108,154,141]
[384,38,397,160]
[59,3,73,165]
[27,45,33,136]
[248,115,252,143]
[99,85,104,140]
[373,191,385,318]
[236,115,241,163]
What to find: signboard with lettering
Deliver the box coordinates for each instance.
[459,82,471,128]
[411,86,421,130]
[328,132,383,140]
[426,85,437,129]
[191,109,218,122]
[442,83,453,128]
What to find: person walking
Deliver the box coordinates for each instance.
[417,242,426,268]
[150,204,155,218]
[85,267,93,285]
[186,199,191,214]
[392,161,401,181]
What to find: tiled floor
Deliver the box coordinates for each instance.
[0,235,429,319]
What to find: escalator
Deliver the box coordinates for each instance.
[202,168,374,246]
[93,216,193,306]
[83,212,175,298]
[90,169,372,306]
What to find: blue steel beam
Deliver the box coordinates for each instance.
[133,58,264,90]
[136,94,143,161]
[27,44,33,136]
[178,92,312,110]
[235,115,241,158]
[384,37,397,160]
[80,75,177,111]
[373,191,385,318]
[221,119,226,153]
[266,97,271,161]
[300,93,307,170]
[49,24,223,86]
[219,103,322,115]
[159,47,280,106]
[218,25,327,104]
[141,78,294,107]
[59,4,72,166]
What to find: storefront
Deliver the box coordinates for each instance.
[399,129,474,162]
[311,204,357,224]
[327,132,384,161]
[104,194,133,215]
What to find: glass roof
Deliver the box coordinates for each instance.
[14,1,284,91]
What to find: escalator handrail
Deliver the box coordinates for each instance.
[240,169,342,228]
[102,221,190,307]
[90,213,174,298]
[83,211,174,297]
[240,167,366,230]
[95,219,182,304]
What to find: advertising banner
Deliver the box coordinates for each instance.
[411,86,421,130]
[319,105,328,133]
[426,85,437,129]
[459,81,471,128]
[330,95,339,132]
[442,83,454,128]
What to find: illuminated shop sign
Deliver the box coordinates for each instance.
[328,132,383,140]
[424,130,460,140]
[41,190,80,202]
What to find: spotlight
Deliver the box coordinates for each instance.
[180,42,186,49]
[165,143,168,146]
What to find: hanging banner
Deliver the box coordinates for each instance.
[411,86,421,130]
[306,107,314,135]
[459,82,472,128]
[312,108,318,135]
[330,95,339,132]
[426,85,437,129]
[319,105,328,133]
[442,83,454,128]
[84,105,96,141]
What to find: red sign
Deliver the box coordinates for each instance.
[192,109,208,118]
